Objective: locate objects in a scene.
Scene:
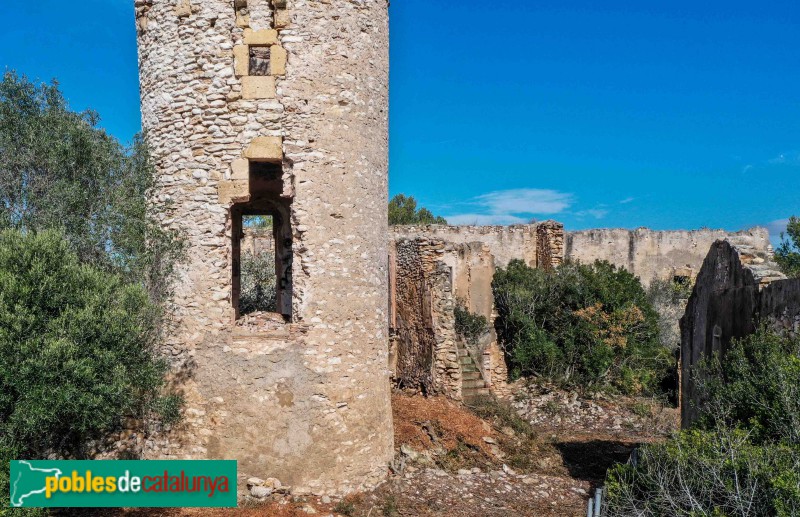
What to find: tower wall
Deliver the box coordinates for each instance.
[135,0,392,496]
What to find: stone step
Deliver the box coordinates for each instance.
[461,365,479,374]
[462,388,491,402]
[462,371,481,381]
[457,348,469,357]
[462,379,486,389]
[458,355,474,365]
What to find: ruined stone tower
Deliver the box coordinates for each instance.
[134,0,393,496]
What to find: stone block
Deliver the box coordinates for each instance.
[242,76,276,99]
[270,45,287,76]
[274,9,291,28]
[175,0,192,17]
[233,45,249,77]
[244,137,283,162]
[244,28,278,46]
[231,158,250,180]
[235,11,250,28]
[218,180,250,205]
[273,0,287,8]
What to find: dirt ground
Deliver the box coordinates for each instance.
[70,389,678,517]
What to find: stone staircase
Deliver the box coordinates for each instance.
[459,346,490,402]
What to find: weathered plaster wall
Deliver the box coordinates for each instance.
[565,227,772,285]
[680,239,799,428]
[136,0,392,496]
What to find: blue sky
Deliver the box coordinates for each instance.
[0,1,797,241]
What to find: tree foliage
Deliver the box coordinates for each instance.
[388,194,447,226]
[776,216,800,278]
[493,259,670,395]
[0,72,182,511]
[0,71,182,304]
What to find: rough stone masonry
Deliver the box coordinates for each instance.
[135,0,393,496]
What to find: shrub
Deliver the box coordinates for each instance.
[0,230,179,456]
[605,428,800,516]
[493,259,670,394]
[605,329,800,516]
[454,301,489,346]
[696,327,800,446]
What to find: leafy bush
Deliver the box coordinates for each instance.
[605,329,800,516]
[696,327,800,446]
[605,428,800,517]
[493,259,670,394]
[239,250,277,314]
[0,230,180,508]
[454,301,489,346]
[388,194,447,225]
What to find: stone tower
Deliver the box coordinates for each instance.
[134,0,393,496]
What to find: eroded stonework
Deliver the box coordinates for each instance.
[136,0,393,497]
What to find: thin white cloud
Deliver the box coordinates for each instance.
[443,188,573,226]
[474,189,574,215]
[445,213,529,226]
[767,218,789,237]
[619,197,635,204]
[575,208,609,219]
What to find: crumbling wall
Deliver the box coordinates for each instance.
[136,0,393,497]
[680,239,800,428]
[565,227,771,286]
[391,239,460,398]
[391,222,565,270]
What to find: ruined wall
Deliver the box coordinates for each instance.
[391,222,565,270]
[390,239,460,399]
[565,227,771,286]
[136,0,392,496]
[680,240,800,428]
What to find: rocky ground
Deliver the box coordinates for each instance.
[81,387,678,517]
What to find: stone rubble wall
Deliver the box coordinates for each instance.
[565,227,772,286]
[680,239,800,428]
[390,238,461,399]
[136,0,393,497]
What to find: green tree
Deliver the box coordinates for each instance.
[0,72,182,512]
[493,260,670,395]
[388,194,447,226]
[776,216,800,278]
[0,71,182,304]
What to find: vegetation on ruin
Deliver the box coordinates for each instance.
[493,259,671,395]
[0,72,183,511]
[388,194,447,225]
[605,328,800,516]
[776,215,800,278]
[454,300,489,346]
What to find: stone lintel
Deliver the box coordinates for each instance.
[244,28,278,46]
[244,137,283,162]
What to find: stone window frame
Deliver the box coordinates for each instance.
[234,29,287,100]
